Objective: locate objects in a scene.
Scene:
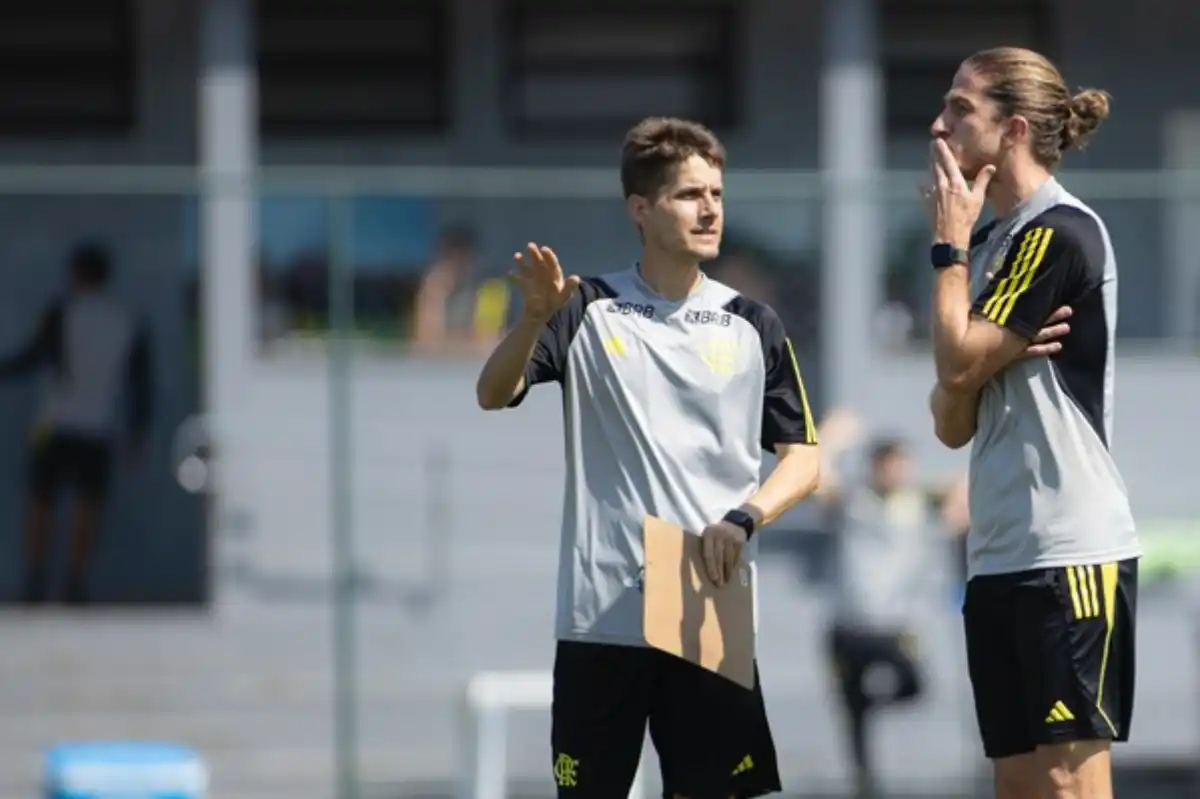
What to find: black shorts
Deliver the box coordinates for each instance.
[551,640,782,798]
[963,558,1138,759]
[827,625,923,711]
[29,432,113,501]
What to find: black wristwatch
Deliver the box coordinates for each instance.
[930,242,970,269]
[722,509,758,540]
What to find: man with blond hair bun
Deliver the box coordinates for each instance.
[923,47,1141,799]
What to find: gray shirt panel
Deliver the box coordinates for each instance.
[511,267,818,646]
[965,179,1141,577]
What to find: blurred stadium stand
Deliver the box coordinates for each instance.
[0,0,1198,797]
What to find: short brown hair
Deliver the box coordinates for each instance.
[965,47,1111,167]
[620,117,726,199]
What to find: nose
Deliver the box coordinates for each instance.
[930,113,949,138]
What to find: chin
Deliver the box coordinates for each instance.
[688,242,722,262]
[959,158,995,182]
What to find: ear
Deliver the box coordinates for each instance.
[1004,115,1030,147]
[626,194,650,227]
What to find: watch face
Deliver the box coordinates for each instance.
[931,243,968,268]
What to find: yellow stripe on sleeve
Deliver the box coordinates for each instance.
[783,337,817,444]
[995,229,1054,326]
[981,230,1036,320]
[982,227,1055,326]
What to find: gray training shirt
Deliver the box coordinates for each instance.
[828,484,942,633]
[966,177,1141,579]
[510,266,818,648]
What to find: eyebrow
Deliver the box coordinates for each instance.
[944,92,974,108]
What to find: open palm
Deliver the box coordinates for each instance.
[510,242,580,323]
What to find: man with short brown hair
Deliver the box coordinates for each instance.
[476,117,821,798]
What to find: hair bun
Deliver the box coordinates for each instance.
[1062,89,1111,151]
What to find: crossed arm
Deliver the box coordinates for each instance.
[929,221,1081,449]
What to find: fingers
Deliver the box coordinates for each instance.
[972,164,997,198]
[558,274,581,302]
[539,245,562,276]
[509,250,537,286]
[1044,305,1074,325]
[702,532,723,586]
[933,139,964,190]
[1033,321,1071,344]
[1023,342,1063,359]
[513,242,546,273]
[722,538,740,585]
[933,159,950,192]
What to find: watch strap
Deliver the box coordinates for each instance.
[930,243,970,269]
[722,509,757,540]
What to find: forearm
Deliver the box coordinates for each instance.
[931,263,976,388]
[742,445,821,527]
[475,316,543,409]
[929,382,979,449]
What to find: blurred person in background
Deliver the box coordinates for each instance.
[411,224,510,356]
[810,408,964,799]
[0,243,152,605]
[938,471,972,592]
[476,116,820,798]
[926,47,1140,799]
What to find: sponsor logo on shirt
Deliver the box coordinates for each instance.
[684,309,732,327]
[607,301,655,319]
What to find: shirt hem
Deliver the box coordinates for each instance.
[555,630,649,648]
[968,544,1143,579]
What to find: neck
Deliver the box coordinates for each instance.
[638,246,702,301]
[988,161,1054,217]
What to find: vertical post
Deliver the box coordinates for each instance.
[474,705,507,799]
[329,195,359,799]
[424,441,452,605]
[1164,112,1200,344]
[820,0,883,408]
[199,0,255,506]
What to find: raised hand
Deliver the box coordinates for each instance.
[509,243,580,324]
[924,139,995,246]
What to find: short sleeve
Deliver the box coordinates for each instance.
[757,306,818,451]
[507,278,608,407]
[971,219,1084,340]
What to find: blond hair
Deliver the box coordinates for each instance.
[965,47,1110,167]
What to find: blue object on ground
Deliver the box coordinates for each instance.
[44,742,207,799]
